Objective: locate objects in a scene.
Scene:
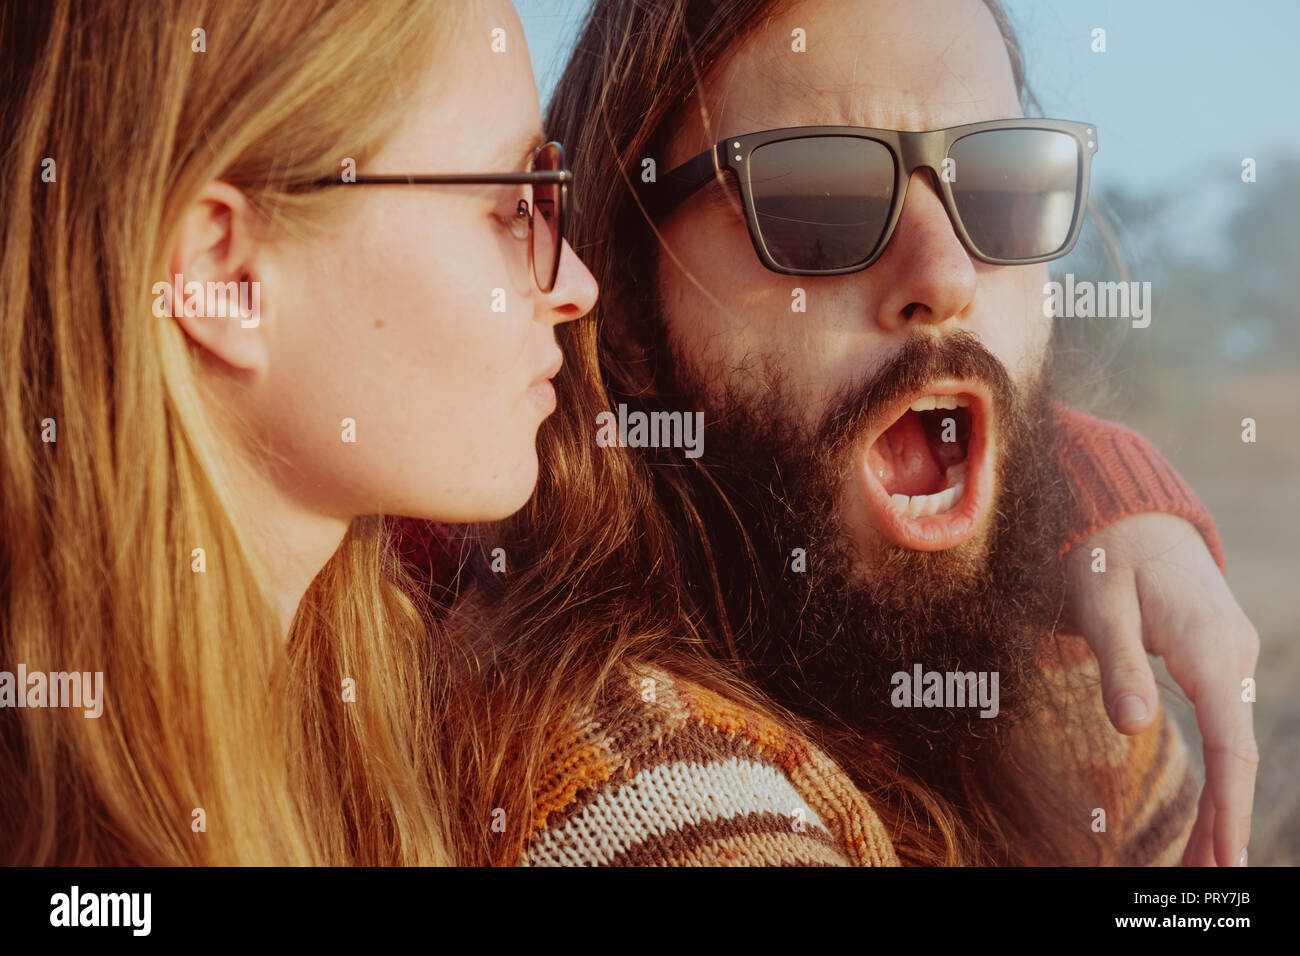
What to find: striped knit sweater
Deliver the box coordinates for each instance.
[522,661,900,866]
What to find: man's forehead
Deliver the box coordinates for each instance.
[667,0,1019,165]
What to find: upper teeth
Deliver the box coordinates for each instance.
[910,394,971,412]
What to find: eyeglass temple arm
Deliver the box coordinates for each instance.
[641,144,724,221]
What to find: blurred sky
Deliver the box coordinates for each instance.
[515,0,1300,261]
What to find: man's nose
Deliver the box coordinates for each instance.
[868,168,978,335]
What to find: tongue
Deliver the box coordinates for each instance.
[866,411,943,497]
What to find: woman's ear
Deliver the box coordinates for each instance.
[163,181,269,372]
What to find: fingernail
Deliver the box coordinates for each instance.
[1239,848,1248,867]
[1115,695,1148,725]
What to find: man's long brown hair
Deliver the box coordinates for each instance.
[444,0,1116,866]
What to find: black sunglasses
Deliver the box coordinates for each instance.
[643,118,1097,275]
[311,141,570,293]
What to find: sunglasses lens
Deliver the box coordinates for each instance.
[531,143,563,291]
[748,136,895,271]
[947,129,1080,260]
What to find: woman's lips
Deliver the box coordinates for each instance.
[854,380,995,551]
[527,351,563,413]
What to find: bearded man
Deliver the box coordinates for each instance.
[410,0,1259,867]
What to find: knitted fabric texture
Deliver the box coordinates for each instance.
[1055,404,1225,570]
[522,662,900,866]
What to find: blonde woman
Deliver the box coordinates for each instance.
[0,0,595,864]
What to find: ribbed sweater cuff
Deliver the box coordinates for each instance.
[1055,403,1226,572]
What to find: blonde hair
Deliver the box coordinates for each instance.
[0,0,473,864]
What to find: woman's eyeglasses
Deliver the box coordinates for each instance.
[311,140,569,293]
[643,118,1098,275]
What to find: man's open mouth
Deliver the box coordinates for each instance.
[855,380,995,551]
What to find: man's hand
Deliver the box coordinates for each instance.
[1064,513,1260,867]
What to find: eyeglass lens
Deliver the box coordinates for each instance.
[531,143,562,292]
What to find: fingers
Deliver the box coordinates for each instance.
[1170,617,1259,867]
[1181,786,1217,866]
[1072,567,1160,734]
[1201,636,1259,867]
[1205,733,1258,867]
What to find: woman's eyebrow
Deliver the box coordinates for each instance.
[500,129,545,170]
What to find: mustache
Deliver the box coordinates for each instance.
[813,329,1017,464]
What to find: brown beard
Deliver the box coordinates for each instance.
[659,329,1072,783]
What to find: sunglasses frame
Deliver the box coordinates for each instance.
[310,141,570,293]
[645,118,1098,276]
